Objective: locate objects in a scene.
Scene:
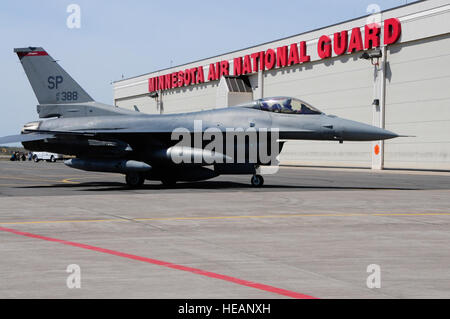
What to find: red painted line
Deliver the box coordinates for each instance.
[0,226,317,299]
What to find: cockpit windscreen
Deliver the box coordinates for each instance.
[257,97,322,115]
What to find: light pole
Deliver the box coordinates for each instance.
[360,46,387,170]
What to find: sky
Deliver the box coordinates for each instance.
[0,0,418,137]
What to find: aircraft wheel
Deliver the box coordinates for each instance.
[125,172,145,188]
[50,155,56,163]
[251,174,264,187]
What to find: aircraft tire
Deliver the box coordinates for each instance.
[251,174,264,187]
[125,172,145,188]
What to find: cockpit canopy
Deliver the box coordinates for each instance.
[238,97,323,115]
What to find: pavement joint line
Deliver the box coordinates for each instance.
[280,165,450,176]
[1,212,449,225]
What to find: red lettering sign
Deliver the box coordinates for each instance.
[197,66,205,83]
[220,60,230,77]
[384,18,401,45]
[276,46,288,68]
[299,41,310,63]
[265,49,276,69]
[242,55,252,74]
[148,19,402,92]
[177,71,185,87]
[207,63,216,81]
[233,57,242,76]
[365,24,381,49]
[333,31,347,55]
[348,27,364,53]
[318,35,332,59]
[287,43,300,66]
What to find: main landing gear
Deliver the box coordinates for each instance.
[124,172,264,188]
[125,172,145,188]
[250,174,264,187]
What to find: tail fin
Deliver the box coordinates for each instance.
[14,47,138,118]
[14,47,94,105]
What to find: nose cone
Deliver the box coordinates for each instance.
[335,118,398,141]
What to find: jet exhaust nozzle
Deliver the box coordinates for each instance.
[64,158,152,174]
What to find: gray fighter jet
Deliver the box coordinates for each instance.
[0,47,400,187]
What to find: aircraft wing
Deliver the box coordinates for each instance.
[17,129,171,152]
[23,127,316,135]
[14,127,315,151]
[0,133,55,145]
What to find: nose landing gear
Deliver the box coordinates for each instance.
[125,172,145,188]
[250,174,264,187]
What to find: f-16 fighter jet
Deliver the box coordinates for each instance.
[0,47,399,187]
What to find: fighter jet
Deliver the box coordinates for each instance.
[0,47,400,187]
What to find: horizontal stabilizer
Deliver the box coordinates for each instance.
[0,133,55,145]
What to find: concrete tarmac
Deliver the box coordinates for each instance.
[0,161,449,298]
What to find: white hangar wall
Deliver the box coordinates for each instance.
[114,0,450,170]
[384,34,450,170]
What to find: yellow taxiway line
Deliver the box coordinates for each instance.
[0,175,67,184]
[0,175,109,185]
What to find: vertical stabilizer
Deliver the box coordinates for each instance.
[14,47,94,105]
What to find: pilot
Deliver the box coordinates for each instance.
[282,99,293,113]
[271,103,282,112]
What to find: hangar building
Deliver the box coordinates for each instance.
[113,0,450,170]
